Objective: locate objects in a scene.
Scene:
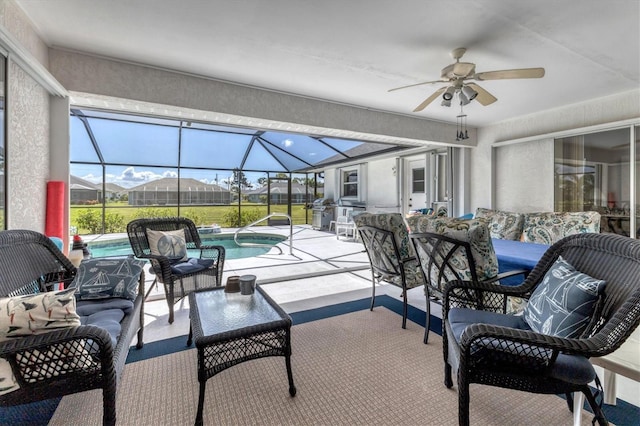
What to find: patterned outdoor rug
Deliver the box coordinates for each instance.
[45,306,604,425]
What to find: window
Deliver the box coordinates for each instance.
[412,168,425,193]
[342,168,358,197]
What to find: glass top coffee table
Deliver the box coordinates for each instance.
[188,286,296,425]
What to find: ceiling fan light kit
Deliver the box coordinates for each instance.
[442,86,456,101]
[461,85,478,101]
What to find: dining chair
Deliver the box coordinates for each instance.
[354,213,423,330]
[407,215,528,343]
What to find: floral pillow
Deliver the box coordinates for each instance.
[475,208,524,241]
[406,215,499,282]
[146,229,189,263]
[353,213,423,289]
[521,211,601,245]
[523,256,606,338]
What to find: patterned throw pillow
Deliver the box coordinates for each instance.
[0,288,81,395]
[353,213,423,289]
[521,211,601,245]
[146,229,188,263]
[523,256,606,338]
[72,257,145,301]
[406,215,499,281]
[475,208,524,240]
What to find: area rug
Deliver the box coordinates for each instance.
[47,306,601,426]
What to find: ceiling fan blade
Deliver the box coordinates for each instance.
[474,67,545,81]
[466,83,497,106]
[413,87,446,112]
[388,79,447,92]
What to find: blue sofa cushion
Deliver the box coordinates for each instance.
[449,307,530,341]
[170,257,214,275]
[76,298,134,316]
[523,256,606,338]
[80,308,124,348]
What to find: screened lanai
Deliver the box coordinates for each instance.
[69,108,409,234]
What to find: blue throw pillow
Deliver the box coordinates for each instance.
[72,257,145,301]
[523,256,605,338]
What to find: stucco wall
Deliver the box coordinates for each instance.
[365,157,399,212]
[2,1,51,231]
[494,139,554,212]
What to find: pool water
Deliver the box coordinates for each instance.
[88,233,287,260]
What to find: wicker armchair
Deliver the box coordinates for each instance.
[442,233,640,426]
[127,217,225,324]
[354,213,423,330]
[409,231,528,344]
[0,229,145,426]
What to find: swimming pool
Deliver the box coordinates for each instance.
[88,233,287,260]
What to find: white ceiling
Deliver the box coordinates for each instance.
[15,0,640,127]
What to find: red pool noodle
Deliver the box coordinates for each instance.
[45,181,65,239]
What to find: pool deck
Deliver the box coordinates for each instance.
[131,224,431,340]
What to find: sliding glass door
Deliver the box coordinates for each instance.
[0,54,5,231]
[554,126,638,238]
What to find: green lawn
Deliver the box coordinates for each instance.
[70,202,311,235]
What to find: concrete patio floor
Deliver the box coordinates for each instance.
[140,224,432,343]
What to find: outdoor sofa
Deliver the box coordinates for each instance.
[0,229,145,426]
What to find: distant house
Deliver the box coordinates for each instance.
[70,176,126,204]
[246,182,316,204]
[103,182,127,201]
[127,177,231,206]
[70,175,99,204]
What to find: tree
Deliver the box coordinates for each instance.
[230,169,251,192]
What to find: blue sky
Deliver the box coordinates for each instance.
[69,108,399,189]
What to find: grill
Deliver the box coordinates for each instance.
[336,199,367,220]
[311,198,336,230]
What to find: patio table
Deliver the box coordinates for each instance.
[492,238,549,286]
[188,286,296,425]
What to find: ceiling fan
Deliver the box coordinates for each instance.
[389,47,545,112]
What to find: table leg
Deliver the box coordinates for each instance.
[195,380,206,426]
[286,353,296,397]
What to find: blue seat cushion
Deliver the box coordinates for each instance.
[448,307,596,385]
[80,308,125,347]
[170,257,215,275]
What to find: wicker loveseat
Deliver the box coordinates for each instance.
[0,230,144,426]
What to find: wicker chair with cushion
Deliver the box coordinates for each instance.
[407,215,528,343]
[354,213,423,330]
[127,217,225,324]
[442,233,640,426]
